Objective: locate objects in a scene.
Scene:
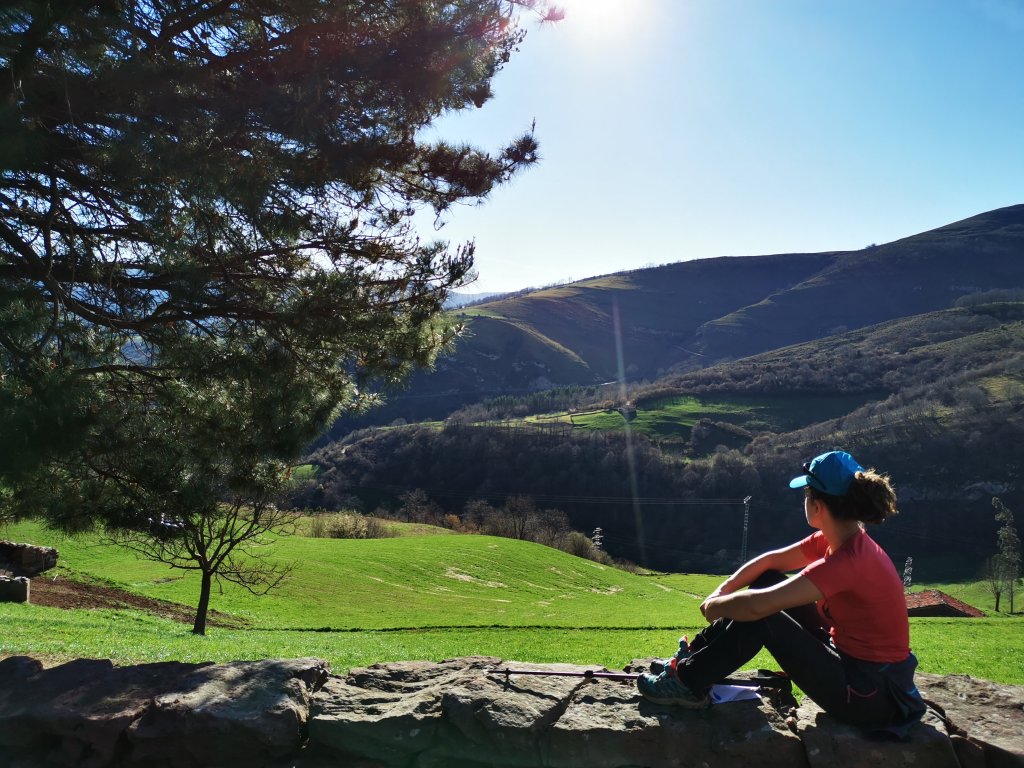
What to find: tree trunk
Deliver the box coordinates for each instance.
[193,570,212,635]
[995,592,1001,613]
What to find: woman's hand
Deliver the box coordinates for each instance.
[701,576,824,624]
[699,591,723,621]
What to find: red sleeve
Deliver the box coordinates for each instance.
[799,531,828,562]
[801,544,858,597]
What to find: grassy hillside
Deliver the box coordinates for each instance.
[301,303,1024,575]
[460,255,837,383]
[694,205,1024,360]
[530,393,878,446]
[325,252,842,429]
[2,520,717,631]
[2,521,1021,685]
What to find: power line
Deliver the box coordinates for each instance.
[317,470,1006,565]
[332,481,748,506]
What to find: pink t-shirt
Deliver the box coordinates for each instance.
[799,529,910,663]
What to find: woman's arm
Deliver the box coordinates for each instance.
[705,540,814,599]
[702,574,823,622]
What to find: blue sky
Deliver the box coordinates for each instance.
[421,0,1024,294]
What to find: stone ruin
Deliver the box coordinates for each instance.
[0,540,59,604]
[0,575,30,603]
[0,655,1021,768]
[0,540,59,578]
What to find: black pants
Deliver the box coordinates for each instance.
[677,571,910,728]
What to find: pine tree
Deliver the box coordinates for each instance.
[1,0,554,630]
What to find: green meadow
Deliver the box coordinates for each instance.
[546,394,878,441]
[1,519,1022,685]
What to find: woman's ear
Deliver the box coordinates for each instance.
[807,495,827,519]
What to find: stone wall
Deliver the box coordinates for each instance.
[0,540,58,578]
[0,655,1020,768]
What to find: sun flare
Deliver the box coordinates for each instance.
[555,0,634,38]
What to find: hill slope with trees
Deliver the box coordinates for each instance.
[329,205,1024,432]
[300,299,1024,578]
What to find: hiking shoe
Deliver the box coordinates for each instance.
[636,669,709,708]
[649,635,691,675]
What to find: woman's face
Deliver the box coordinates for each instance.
[804,491,823,529]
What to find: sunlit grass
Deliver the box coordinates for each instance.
[290,464,320,481]
[3,520,718,631]
[571,409,628,430]
[512,394,879,442]
[3,603,1020,683]
[3,520,1021,684]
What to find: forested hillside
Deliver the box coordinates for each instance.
[300,207,1024,578]
[638,300,1024,399]
[323,205,1024,435]
[295,300,1024,577]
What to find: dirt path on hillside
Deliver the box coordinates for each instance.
[29,577,248,628]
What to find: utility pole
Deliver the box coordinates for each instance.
[740,496,752,564]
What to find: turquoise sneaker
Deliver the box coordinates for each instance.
[636,669,709,708]
[648,635,690,675]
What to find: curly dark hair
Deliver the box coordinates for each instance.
[805,469,898,525]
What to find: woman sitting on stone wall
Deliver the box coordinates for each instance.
[637,450,926,731]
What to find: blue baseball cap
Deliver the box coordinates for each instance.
[789,451,864,496]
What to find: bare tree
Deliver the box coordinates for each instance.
[993,497,1022,613]
[398,489,444,525]
[463,499,499,532]
[531,507,572,548]
[984,555,1005,613]
[108,498,296,635]
[503,496,538,540]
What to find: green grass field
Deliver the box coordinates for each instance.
[544,394,879,442]
[291,464,320,481]
[2,520,1022,684]
[4,520,718,630]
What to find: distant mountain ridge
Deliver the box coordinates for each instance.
[306,208,1024,572]
[443,291,502,309]
[336,205,1024,428]
[694,205,1024,360]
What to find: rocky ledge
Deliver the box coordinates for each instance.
[0,655,1021,768]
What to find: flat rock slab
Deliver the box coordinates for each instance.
[917,673,1024,768]
[0,655,328,768]
[309,657,806,768]
[2,654,1021,768]
[308,658,1024,768]
[796,697,959,768]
